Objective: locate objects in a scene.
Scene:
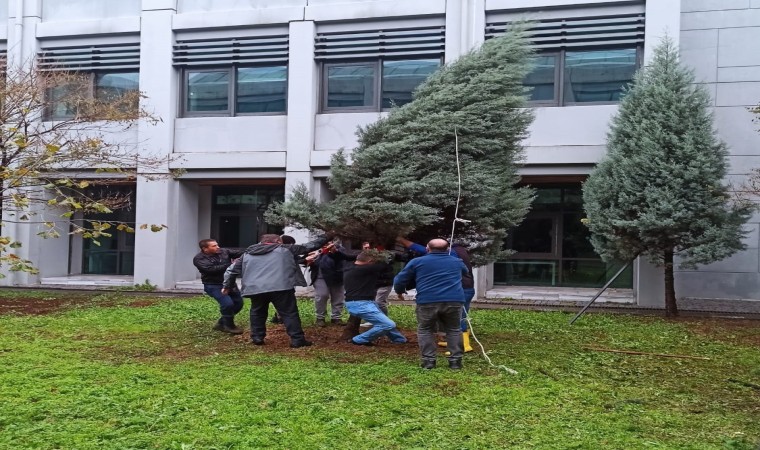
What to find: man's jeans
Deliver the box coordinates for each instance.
[461,288,475,331]
[249,289,308,345]
[203,284,243,318]
[314,277,345,320]
[345,301,407,344]
[416,302,463,362]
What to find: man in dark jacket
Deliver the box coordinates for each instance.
[192,239,245,335]
[393,238,468,370]
[223,233,329,348]
[343,251,407,346]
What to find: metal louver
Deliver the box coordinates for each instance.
[173,35,289,67]
[38,43,140,71]
[315,26,445,60]
[485,13,645,49]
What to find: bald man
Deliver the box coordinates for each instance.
[393,238,468,370]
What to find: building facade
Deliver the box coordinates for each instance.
[1,0,758,307]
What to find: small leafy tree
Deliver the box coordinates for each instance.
[583,38,753,317]
[0,61,168,276]
[268,29,535,266]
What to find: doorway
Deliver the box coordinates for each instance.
[210,185,284,248]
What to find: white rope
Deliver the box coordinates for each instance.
[451,128,518,375]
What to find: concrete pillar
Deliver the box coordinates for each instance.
[634,257,665,308]
[133,0,181,288]
[284,20,318,243]
[445,0,485,63]
[644,0,681,62]
[7,0,41,69]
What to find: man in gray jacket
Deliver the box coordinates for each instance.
[223,233,329,348]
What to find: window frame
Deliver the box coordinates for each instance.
[526,45,643,107]
[181,64,289,118]
[320,56,443,113]
[44,70,139,121]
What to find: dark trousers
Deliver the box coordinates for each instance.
[249,289,307,344]
[416,302,463,362]
[203,284,244,318]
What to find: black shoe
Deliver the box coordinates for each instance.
[212,319,225,332]
[290,340,313,348]
[420,360,436,370]
[449,359,463,370]
[250,337,265,345]
[315,319,327,328]
[350,339,374,346]
[331,318,345,326]
[222,317,244,335]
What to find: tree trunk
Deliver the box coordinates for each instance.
[663,247,679,317]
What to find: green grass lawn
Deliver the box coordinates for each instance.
[1,290,758,449]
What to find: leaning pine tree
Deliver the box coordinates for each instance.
[267,29,535,266]
[583,37,753,317]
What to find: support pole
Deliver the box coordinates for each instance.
[569,259,634,325]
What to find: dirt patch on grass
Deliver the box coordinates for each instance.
[207,322,421,359]
[680,318,760,347]
[0,294,164,316]
[0,296,94,315]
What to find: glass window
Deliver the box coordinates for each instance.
[563,48,637,103]
[187,70,230,112]
[326,64,376,108]
[381,59,440,108]
[46,76,90,120]
[236,66,287,113]
[95,72,139,103]
[525,55,557,102]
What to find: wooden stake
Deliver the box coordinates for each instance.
[583,346,711,360]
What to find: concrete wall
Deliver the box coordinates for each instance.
[676,0,760,302]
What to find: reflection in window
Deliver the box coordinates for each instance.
[187,70,229,112]
[46,76,90,120]
[524,55,556,102]
[382,59,440,108]
[237,66,287,113]
[95,72,139,115]
[95,72,139,102]
[326,64,376,108]
[563,49,637,103]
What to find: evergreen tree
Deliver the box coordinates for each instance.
[583,38,753,316]
[267,29,535,266]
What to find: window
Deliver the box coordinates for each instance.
[322,58,440,112]
[45,71,139,120]
[182,65,287,116]
[486,9,645,107]
[524,47,640,106]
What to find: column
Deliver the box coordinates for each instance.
[284,20,318,242]
[133,0,182,288]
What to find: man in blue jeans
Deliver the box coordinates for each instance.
[344,252,407,346]
[192,239,245,335]
[394,238,468,370]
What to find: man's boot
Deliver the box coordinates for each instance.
[212,318,225,332]
[339,315,361,341]
[222,316,244,335]
[463,330,473,352]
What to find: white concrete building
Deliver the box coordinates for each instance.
[1,0,758,307]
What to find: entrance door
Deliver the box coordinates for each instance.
[209,185,284,248]
[216,214,261,248]
[80,186,136,275]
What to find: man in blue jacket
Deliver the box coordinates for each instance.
[393,238,468,370]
